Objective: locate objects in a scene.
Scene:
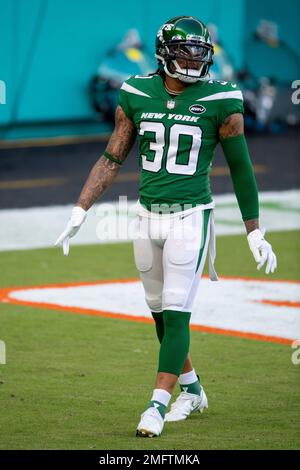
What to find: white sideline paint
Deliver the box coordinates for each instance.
[7,278,300,341]
[0,190,299,251]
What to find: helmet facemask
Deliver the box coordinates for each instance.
[161,41,213,83]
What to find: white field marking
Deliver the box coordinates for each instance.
[6,278,300,342]
[0,340,6,364]
[0,190,299,251]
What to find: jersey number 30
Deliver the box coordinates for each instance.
[139,121,202,176]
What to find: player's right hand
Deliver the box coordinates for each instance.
[55,206,87,256]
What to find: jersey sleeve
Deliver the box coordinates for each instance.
[217,82,244,126]
[118,80,134,120]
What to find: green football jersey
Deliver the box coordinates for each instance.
[118,74,243,211]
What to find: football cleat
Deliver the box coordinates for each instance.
[136,406,164,437]
[164,388,208,422]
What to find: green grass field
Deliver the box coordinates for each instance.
[0,230,299,450]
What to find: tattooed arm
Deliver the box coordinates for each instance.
[219,112,244,139]
[76,106,136,210]
[55,105,136,254]
[243,218,259,235]
[219,113,259,234]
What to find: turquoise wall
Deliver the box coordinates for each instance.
[244,0,300,83]
[0,0,246,139]
[0,0,298,140]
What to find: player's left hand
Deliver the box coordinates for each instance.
[247,228,277,274]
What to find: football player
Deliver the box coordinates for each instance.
[55,16,277,437]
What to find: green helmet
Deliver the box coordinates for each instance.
[155,16,214,83]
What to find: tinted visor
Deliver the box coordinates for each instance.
[168,42,213,63]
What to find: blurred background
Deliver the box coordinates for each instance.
[0,0,299,246]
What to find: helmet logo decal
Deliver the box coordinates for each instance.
[163,24,174,30]
[157,23,174,40]
[189,104,206,114]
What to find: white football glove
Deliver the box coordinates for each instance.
[55,206,87,256]
[247,228,277,274]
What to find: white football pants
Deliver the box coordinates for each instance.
[133,202,217,313]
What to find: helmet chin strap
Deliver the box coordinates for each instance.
[164,59,207,83]
[178,74,200,84]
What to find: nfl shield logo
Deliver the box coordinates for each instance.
[167,100,175,110]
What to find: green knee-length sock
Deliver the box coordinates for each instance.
[151,311,164,343]
[158,310,191,376]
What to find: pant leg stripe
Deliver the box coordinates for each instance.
[195,209,211,273]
